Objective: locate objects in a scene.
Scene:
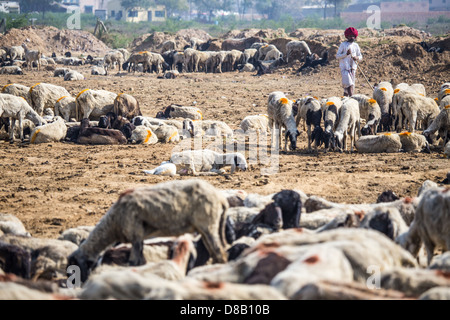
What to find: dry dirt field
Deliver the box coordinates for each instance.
[0,28,449,241]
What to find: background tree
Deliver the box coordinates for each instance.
[156,0,189,17]
[253,0,304,20]
[19,0,61,17]
[121,0,156,10]
[192,0,234,21]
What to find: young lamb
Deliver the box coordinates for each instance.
[143,161,177,176]
[29,116,67,144]
[373,81,394,131]
[169,149,248,175]
[157,104,203,120]
[75,89,117,121]
[28,83,71,116]
[296,96,323,151]
[0,93,44,143]
[398,132,430,153]
[286,40,312,63]
[67,179,230,282]
[334,97,361,152]
[239,114,269,134]
[399,187,450,265]
[129,126,158,145]
[267,91,299,151]
[21,44,42,71]
[355,133,402,153]
[64,70,84,81]
[397,92,440,132]
[351,94,381,135]
[113,93,142,121]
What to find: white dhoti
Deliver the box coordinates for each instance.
[341,68,356,88]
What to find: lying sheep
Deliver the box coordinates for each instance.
[238,63,255,72]
[239,114,269,134]
[91,66,107,76]
[154,124,180,143]
[76,118,127,145]
[68,179,229,282]
[0,66,23,75]
[58,226,94,246]
[268,91,299,151]
[398,132,429,153]
[400,187,450,265]
[29,116,67,144]
[334,98,361,152]
[183,119,234,138]
[143,161,177,176]
[170,149,247,175]
[64,70,84,81]
[28,83,71,116]
[359,207,409,241]
[53,68,72,77]
[0,214,30,237]
[129,126,158,145]
[75,89,116,121]
[351,94,381,135]
[157,104,203,120]
[355,133,402,153]
[373,81,394,131]
[0,93,44,143]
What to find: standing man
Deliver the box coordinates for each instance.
[336,27,363,97]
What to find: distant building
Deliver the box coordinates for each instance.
[107,0,166,22]
[341,1,450,25]
[61,0,109,19]
[0,1,20,14]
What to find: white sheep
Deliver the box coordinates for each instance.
[28,83,71,116]
[22,43,42,71]
[437,87,450,105]
[154,124,180,143]
[355,133,402,153]
[54,96,76,122]
[183,119,234,138]
[53,68,72,77]
[239,114,269,134]
[129,126,158,145]
[91,66,107,76]
[169,149,248,175]
[58,226,95,246]
[445,140,450,158]
[399,187,450,265]
[351,94,381,135]
[29,116,67,144]
[103,50,124,71]
[64,70,85,81]
[0,66,23,75]
[334,97,361,152]
[267,91,299,151]
[143,161,177,176]
[75,89,116,121]
[410,83,426,96]
[158,104,203,120]
[0,213,30,237]
[286,40,312,63]
[68,179,230,282]
[239,63,255,72]
[373,81,394,131]
[8,45,25,61]
[321,98,342,150]
[397,131,429,152]
[1,83,30,103]
[397,92,440,132]
[263,48,283,61]
[243,48,257,64]
[0,93,44,142]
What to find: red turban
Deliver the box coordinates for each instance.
[344,27,358,38]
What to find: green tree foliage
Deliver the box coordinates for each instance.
[156,0,189,16]
[120,0,156,10]
[19,0,61,15]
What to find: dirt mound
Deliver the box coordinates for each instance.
[384,26,431,39]
[223,28,288,39]
[175,29,211,42]
[0,26,111,57]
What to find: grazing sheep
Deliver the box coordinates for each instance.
[243,48,258,65]
[113,93,142,121]
[54,96,76,122]
[64,70,84,81]
[205,51,227,73]
[359,207,409,240]
[422,105,450,146]
[103,50,124,72]
[355,133,402,153]
[28,82,70,116]
[258,44,277,61]
[286,40,312,63]
[0,214,30,237]
[334,98,361,152]
[76,118,127,145]
[373,81,394,131]
[397,92,440,133]
[1,83,30,103]
[0,93,44,143]
[157,104,203,120]
[398,131,429,152]
[321,98,342,150]
[129,126,158,145]
[0,66,23,75]
[351,94,381,135]
[400,187,450,265]
[29,116,67,144]
[296,96,323,151]
[239,114,269,134]
[75,89,116,121]
[263,48,283,61]
[68,179,230,282]
[267,91,299,151]
[170,149,247,175]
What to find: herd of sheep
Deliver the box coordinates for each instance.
[0,35,449,300]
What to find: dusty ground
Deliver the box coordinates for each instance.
[0,30,449,240]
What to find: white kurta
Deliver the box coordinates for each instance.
[336,41,363,88]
